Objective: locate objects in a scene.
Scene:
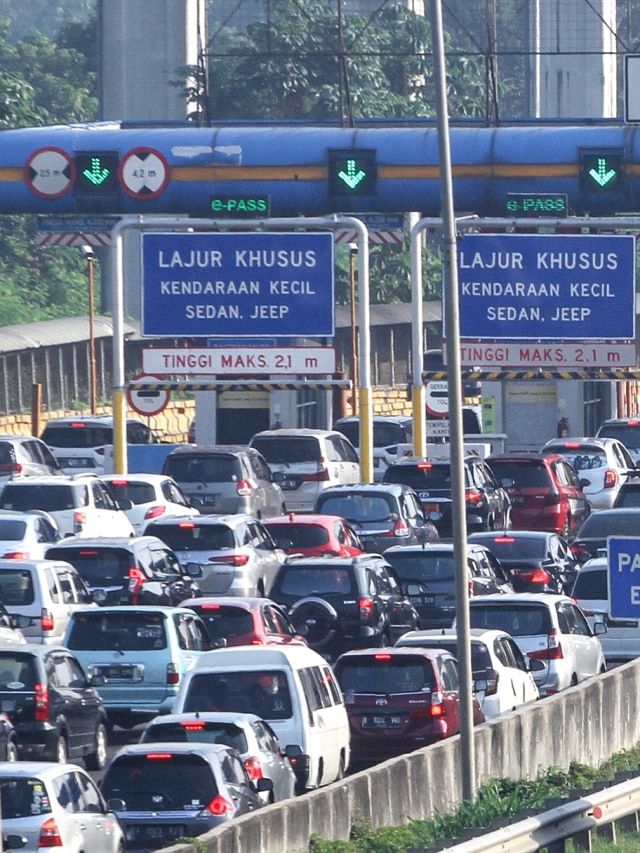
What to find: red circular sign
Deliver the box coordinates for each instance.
[127,374,170,416]
[25,147,75,199]
[119,147,170,199]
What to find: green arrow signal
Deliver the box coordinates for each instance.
[337,159,367,190]
[588,157,617,187]
[82,157,111,186]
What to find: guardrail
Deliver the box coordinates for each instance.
[408,773,640,853]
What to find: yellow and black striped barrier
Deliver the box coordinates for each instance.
[129,379,351,392]
[422,370,640,381]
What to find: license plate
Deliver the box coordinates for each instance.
[130,826,186,843]
[411,595,435,606]
[101,665,133,680]
[362,715,402,729]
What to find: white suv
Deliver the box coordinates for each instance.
[249,429,360,512]
[0,474,135,538]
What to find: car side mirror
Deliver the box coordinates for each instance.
[593,621,607,636]
[579,478,590,488]
[9,614,31,630]
[285,744,303,758]
[255,777,274,793]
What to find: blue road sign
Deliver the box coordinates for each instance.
[457,233,636,340]
[141,231,334,338]
[607,537,640,619]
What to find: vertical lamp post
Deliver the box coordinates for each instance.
[81,245,98,415]
[349,243,358,415]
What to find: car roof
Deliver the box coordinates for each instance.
[189,643,327,670]
[1,474,97,486]
[0,761,92,778]
[251,428,344,438]
[264,514,355,525]
[397,627,514,643]
[0,558,77,571]
[469,530,556,541]
[101,473,176,484]
[334,415,412,425]
[43,415,145,426]
[317,483,413,494]
[146,514,257,528]
[68,604,192,616]
[145,711,263,727]
[180,596,280,610]
[467,591,571,604]
[164,444,254,456]
[111,741,234,760]
[46,535,168,548]
[278,554,379,568]
[598,418,640,426]
[0,643,71,657]
[335,646,452,662]
[542,437,618,450]
[486,453,557,463]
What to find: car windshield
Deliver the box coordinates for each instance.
[385,464,452,490]
[336,656,436,694]
[147,523,235,551]
[276,566,354,596]
[193,604,255,642]
[106,481,156,504]
[165,454,242,483]
[0,485,79,513]
[251,437,321,464]
[385,552,455,582]
[66,611,168,651]
[45,546,132,587]
[0,568,35,606]
[41,425,112,448]
[487,461,549,488]
[265,523,330,550]
[335,422,410,448]
[141,720,249,751]
[469,604,553,636]
[101,753,217,811]
[597,425,640,449]
[183,670,292,719]
[573,569,607,600]
[1,778,53,820]
[316,494,395,523]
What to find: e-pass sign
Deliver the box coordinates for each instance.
[141,231,334,338]
[607,537,640,618]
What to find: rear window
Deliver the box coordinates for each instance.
[146,522,235,551]
[573,568,607,600]
[251,436,321,464]
[401,639,492,675]
[315,494,395,523]
[544,448,606,471]
[274,566,354,596]
[183,670,292,719]
[141,720,248,752]
[384,463,452,490]
[334,422,411,448]
[0,444,16,466]
[474,537,546,560]
[597,424,640,449]
[66,610,168,651]
[2,778,53,820]
[191,604,254,642]
[41,425,113,448]
[335,655,436,694]
[266,523,330,551]
[487,461,550,488]
[0,653,37,689]
[0,568,35,606]
[45,546,131,587]
[0,484,80,513]
[106,481,156,505]
[0,520,27,542]
[385,552,455,583]
[469,604,553,636]
[615,485,640,508]
[577,512,640,537]
[164,454,242,483]
[101,753,217,811]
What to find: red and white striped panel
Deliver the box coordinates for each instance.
[334,229,404,245]
[37,231,112,248]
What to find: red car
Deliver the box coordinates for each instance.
[486,453,590,539]
[180,596,308,647]
[263,513,365,558]
[333,647,485,767]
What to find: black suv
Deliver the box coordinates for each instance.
[45,535,202,606]
[614,476,640,508]
[313,483,439,552]
[382,455,511,536]
[268,554,419,661]
[0,643,108,767]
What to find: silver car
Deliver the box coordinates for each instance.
[145,514,286,597]
[0,761,125,853]
[139,711,297,803]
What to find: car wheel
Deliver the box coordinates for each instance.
[55,734,68,764]
[85,723,108,771]
[5,739,18,762]
[335,753,346,781]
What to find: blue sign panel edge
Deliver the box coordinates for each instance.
[608,536,640,619]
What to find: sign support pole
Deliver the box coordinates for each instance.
[110,214,371,477]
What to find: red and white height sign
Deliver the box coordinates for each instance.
[459,341,637,369]
[142,347,337,375]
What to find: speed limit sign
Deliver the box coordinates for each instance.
[127,374,170,416]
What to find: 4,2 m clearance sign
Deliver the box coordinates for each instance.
[456,233,636,340]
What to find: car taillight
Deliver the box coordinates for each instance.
[430,690,445,716]
[2,550,29,559]
[244,755,264,780]
[35,683,49,722]
[0,463,21,475]
[214,554,249,566]
[166,663,179,685]
[528,628,564,660]
[302,458,330,482]
[358,596,374,623]
[468,579,474,597]
[206,795,233,815]
[518,567,552,585]
[236,479,253,496]
[128,567,146,604]
[465,489,483,505]
[38,817,63,847]
[603,469,617,489]
[380,519,410,538]
[73,511,87,533]
[484,670,499,696]
[41,608,54,632]
[144,504,168,520]
[571,544,592,561]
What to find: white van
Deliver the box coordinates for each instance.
[173,644,350,791]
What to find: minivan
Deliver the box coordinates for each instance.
[172,644,351,791]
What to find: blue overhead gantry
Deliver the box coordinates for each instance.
[2,121,637,217]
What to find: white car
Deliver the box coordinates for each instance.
[540,436,638,511]
[461,592,607,697]
[0,509,61,559]
[101,472,198,534]
[333,415,413,481]
[570,557,639,663]
[395,627,540,719]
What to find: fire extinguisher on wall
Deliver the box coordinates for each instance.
[557,416,569,438]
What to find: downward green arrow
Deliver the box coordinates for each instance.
[83,157,111,186]
[338,159,366,190]
[588,157,617,187]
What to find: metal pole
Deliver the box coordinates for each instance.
[85,249,98,414]
[430,0,476,802]
[349,244,358,416]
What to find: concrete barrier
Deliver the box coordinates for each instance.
[158,660,640,853]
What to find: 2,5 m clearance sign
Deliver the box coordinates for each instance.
[456,233,636,340]
[141,231,334,338]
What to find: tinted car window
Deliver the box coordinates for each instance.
[46,547,132,588]
[385,465,452,490]
[141,720,248,751]
[193,605,254,642]
[275,566,354,596]
[0,520,27,541]
[146,522,235,551]
[0,484,79,512]
[337,656,436,693]
[317,494,395,523]
[250,437,321,463]
[0,653,37,688]
[40,426,113,448]
[487,461,550,488]
[386,552,455,582]
[573,568,607,599]
[106,481,156,504]
[183,671,293,719]
[101,753,217,810]
[266,523,331,550]
[1,777,54,819]
[164,454,242,483]
[577,512,640,536]
[0,568,35,606]
[65,610,168,651]
[469,604,552,636]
